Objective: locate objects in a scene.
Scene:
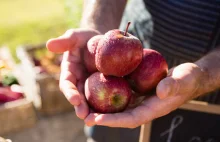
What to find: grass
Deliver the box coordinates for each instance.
[0,0,83,62]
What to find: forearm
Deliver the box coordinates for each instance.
[81,0,127,34]
[195,46,220,96]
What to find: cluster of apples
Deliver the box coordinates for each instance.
[83,23,168,113]
[32,51,62,75]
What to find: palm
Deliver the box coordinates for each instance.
[47,29,100,119]
[84,63,204,128]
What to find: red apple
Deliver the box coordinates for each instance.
[126,49,168,94]
[85,72,132,113]
[0,86,23,103]
[84,35,103,73]
[95,22,143,77]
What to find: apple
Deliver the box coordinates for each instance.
[126,49,168,94]
[84,35,103,73]
[95,22,143,77]
[0,86,23,103]
[85,72,132,113]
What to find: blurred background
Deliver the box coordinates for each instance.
[0,0,87,142]
[0,0,82,61]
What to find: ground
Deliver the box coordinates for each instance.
[3,111,87,142]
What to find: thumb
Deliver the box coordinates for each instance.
[156,63,202,99]
[46,37,73,53]
[156,77,180,99]
[46,29,101,53]
[46,30,77,53]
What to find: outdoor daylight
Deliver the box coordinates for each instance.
[1,1,220,142]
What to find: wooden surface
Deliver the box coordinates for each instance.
[0,99,37,135]
[3,111,87,142]
[139,122,152,142]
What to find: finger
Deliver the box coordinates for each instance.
[46,29,100,53]
[156,77,179,99]
[46,30,76,53]
[157,63,201,99]
[60,51,90,119]
[46,37,73,53]
[59,52,80,105]
[85,101,153,128]
[60,50,86,105]
[88,95,187,128]
[84,113,100,127]
[74,95,90,119]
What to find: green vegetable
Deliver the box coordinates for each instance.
[2,74,19,86]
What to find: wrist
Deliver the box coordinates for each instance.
[80,20,106,34]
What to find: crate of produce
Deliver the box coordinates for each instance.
[0,47,37,135]
[16,44,73,115]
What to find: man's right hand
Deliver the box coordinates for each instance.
[46,28,100,119]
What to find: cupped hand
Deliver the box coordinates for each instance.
[84,63,206,128]
[46,28,100,119]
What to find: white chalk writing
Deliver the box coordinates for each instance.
[160,115,184,142]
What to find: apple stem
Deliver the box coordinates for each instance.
[124,22,131,36]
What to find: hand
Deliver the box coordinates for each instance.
[46,28,100,119]
[84,63,206,128]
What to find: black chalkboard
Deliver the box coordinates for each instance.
[150,109,220,142]
[139,101,220,142]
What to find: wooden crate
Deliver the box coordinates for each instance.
[0,99,37,135]
[0,47,37,135]
[16,44,73,115]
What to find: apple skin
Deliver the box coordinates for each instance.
[126,49,168,94]
[84,35,103,73]
[95,29,143,77]
[85,72,132,113]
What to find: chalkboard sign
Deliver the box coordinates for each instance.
[139,101,220,142]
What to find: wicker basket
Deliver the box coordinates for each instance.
[0,47,37,135]
[0,99,37,135]
[16,44,73,115]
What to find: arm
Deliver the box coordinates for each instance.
[195,47,220,97]
[81,0,127,33]
[46,0,128,119]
